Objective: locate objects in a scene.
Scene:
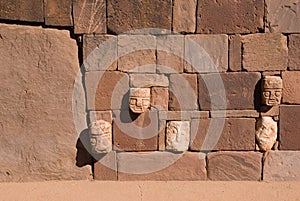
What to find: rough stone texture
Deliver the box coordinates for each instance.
[229,34,242,71]
[185,35,228,73]
[169,74,198,111]
[166,121,190,152]
[44,0,72,26]
[89,120,112,154]
[255,117,277,151]
[158,120,166,150]
[157,35,184,73]
[263,151,300,181]
[261,76,283,106]
[129,88,151,114]
[118,35,156,73]
[190,118,256,151]
[151,87,169,111]
[73,0,106,34]
[289,34,300,70]
[94,151,117,180]
[85,71,129,110]
[260,105,280,117]
[83,35,117,71]
[118,152,206,180]
[89,111,113,125]
[280,105,300,150]
[107,0,172,34]
[130,74,169,88]
[196,0,264,34]
[282,71,300,104]
[113,110,158,151]
[0,0,44,22]
[173,0,196,33]
[198,72,261,110]
[159,111,210,121]
[210,110,259,118]
[242,34,288,71]
[266,0,300,33]
[207,152,262,181]
[0,24,90,181]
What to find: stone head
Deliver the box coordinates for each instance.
[262,76,282,106]
[89,120,112,153]
[129,88,151,113]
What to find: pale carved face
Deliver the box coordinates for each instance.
[89,120,112,153]
[129,88,150,113]
[262,76,283,106]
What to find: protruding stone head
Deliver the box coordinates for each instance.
[262,76,282,106]
[89,120,112,154]
[255,117,277,151]
[129,88,150,113]
[166,121,190,152]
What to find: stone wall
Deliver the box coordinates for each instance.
[0,0,299,182]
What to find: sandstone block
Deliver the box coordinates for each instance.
[229,34,242,71]
[266,0,300,33]
[158,120,166,150]
[173,0,196,33]
[107,0,172,34]
[255,117,277,151]
[166,121,190,152]
[73,0,106,34]
[159,111,209,121]
[242,34,288,71]
[289,34,300,70]
[151,87,169,111]
[196,0,264,34]
[207,152,262,181]
[282,71,300,104]
[263,151,300,181]
[260,105,280,117]
[94,151,117,180]
[130,74,169,88]
[210,110,259,118]
[89,111,112,124]
[117,152,206,180]
[45,0,72,26]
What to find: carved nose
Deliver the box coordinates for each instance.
[136,99,142,106]
[270,91,276,99]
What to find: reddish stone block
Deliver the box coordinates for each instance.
[282,71,300,104]
[151,87,169,111]
[288,34,300,70]
[173,0,196,33]
[94,151,117,180]
[45,0,72,26]
[229,34,242,71]
[207,152,262,181]
[196,0,264,34]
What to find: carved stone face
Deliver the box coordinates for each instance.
[89,120,112,154]
[255,117,277,151]
[166,121,190,152]
[129,88,150,113]
[262,76,283,106]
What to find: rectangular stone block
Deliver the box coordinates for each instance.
[151,87,168,111]
[94,151,117,180]
[229,34,242,72]
[263,151,300,181]
[198,72,261,110]
[207,152,262,181]
[107,0,172,34]
[117,152,206,180]
[242,34,288,71]
[210,110,259,118]
[45,0,72,26]
[266,0,300,33]
[185,35,228,73]
[159,111,209,121]
[130,74,169,88]
[173,0,196,33]
[288,34,300,70]
[197,0,264,34]
[158,120,166,150]
[280,105,300,150]
[190,118,256,151]
[89,111,112,124]
[260,105,280,117]
[282,71,300,104]
[73,0,106,34]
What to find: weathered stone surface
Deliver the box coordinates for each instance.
[118,35,156,73]
[151,87,169,111]
[289,34,300,70]
[190,118,256,151]
[45,0,72,26]
[166,121,190,152]
[159,111,210,121]
[282,71,300,104]
[280,105,300,150]
[89,111,113,124]
[263,151,300,181]
[261,76,283,106]
[173,0,196,33]
[130,74,169,88]
[198,72,261,110]
[158,120,166,150]
[83,35,117,71]
[157,35,184,73]
[260,105,280,117]
[113,110,158,151]
[0,0,43,22]
[73,0,106,34]
[94,151,117,180]
[242,34,288,71]
[207,152,262,181]
[185,35,228,73]
[89,120,112,154]
[0,24,90,181]
[229,34,242,71]
[85,71,129,110]
[129,88,151,114]
[197,0,264,34]
[255,117,277,151]
[169,74,198,111]
[118,152,206,180]
[107,0,172,34]
[266,0,300,33]
[210,110,259,118]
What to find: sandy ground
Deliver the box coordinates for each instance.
[0,181,299,201]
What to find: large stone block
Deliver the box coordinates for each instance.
[130,74,169,88]
[196,0,264,34]
[282,71,300,104]
[117,152,206,180]
[94,151,117,180]
[44,0,72,26]
[263,151,300,181]
[280,105,300,150]
[207,152,262,181]
[107,0,172,34]
[73,0,106,34]
[266,0,300,33]
[0,24,90,181]
[242,34,288,71]
[288,34,300,70]
[173,0,196,33]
